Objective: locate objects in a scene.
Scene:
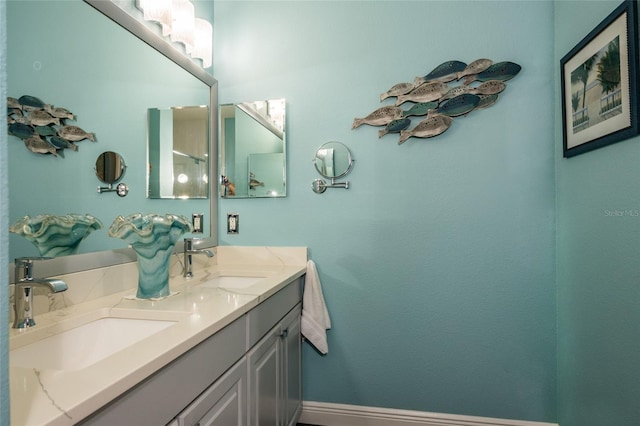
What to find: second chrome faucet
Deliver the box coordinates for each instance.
[13,258,68,328]
[183,238,214,278]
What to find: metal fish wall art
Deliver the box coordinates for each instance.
[6,95,96,156]
[352,106,403,128]
[352,58,521,144]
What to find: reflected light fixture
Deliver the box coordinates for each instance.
[136,0,172,35]
[170,0,195,53]
[136,0,212,69]
[193,18,213,68]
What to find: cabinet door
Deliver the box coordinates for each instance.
[247,325,282,426]
[282,308,302,426]
[174,358,247,426]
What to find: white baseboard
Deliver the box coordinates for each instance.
[298,401,558,426]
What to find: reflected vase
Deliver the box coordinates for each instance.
[9,213,103,257]
[108,213,192,299]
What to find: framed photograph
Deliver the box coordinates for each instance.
[561,0,639,158]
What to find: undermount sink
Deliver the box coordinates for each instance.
[10,308,183,371]
[199,276,266,289]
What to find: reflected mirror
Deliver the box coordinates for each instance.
[96,151,126,184]
[220,99,286,198]
[147,106,209,199]
[314,141,354,179]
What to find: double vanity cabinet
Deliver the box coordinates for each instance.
[9,246,308,426]
[82,279,303,426]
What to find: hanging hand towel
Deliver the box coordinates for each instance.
[301,259,331,354]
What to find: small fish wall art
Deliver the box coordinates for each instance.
[7,95,96,157]
[352,59,521,144]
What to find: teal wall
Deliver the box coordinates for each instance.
[0,0,9,423]
[215,1,556,422]
[554,1,640,425]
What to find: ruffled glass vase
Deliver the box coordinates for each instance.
[9,213,103,257]
[108,213,192,299]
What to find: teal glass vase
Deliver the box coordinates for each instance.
[108,213,192,299]
[10,213,103,257]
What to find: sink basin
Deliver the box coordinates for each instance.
[10,309,182,371]
[200,276,266,289]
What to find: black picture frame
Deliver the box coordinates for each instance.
[561,0,639,158]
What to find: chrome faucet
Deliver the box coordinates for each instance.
[13,258,68,329]
[183,238,214,278]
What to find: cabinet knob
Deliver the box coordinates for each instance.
[280,328,289,338]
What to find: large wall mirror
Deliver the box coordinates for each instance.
[6,0,217,278]
[220,99,287,198]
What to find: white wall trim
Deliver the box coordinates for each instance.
[298,401,558,426]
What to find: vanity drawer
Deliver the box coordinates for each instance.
[247,277,302,349]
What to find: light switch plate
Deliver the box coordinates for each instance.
[227,213,239,234]
[192,213,204,233]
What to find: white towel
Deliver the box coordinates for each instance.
[301,260,331,354]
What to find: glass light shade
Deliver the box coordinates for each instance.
[193,18,213,68]
[136,0,172,36]
[170,0,195,53]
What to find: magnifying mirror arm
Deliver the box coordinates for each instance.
[97,182,129,197]
[312,178,349,194]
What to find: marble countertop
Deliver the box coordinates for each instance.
[9,246,307,426]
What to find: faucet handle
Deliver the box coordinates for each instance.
[15,257,52,282]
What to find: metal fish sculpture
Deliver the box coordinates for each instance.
[414,60,467,86]
[398,114,453,144]
[380,82,414,101]
[249,178,264,189]
[45,105,75,120]
[378,118,411,138]
[475,94,499,110]
[9,122,36,139]
[48,135,78,151]
[23,136,57,156]
[395,82,449,106]
[35,125,58,137]
[439,84,472,102]
[464,61,521,84]
[456,58,493,80]
[468,80,506,95]
[18,95,48,111]
[401,101,438,118]
[7,97,22,110]
[28,110,60,126]
[57,125,96,142]
[429,94,480,117]
[352,106,403,128]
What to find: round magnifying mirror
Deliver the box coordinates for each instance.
[95,151,126,184]
[313,141,353,179]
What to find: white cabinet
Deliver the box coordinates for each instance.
[80,278,303,426]
[173,357,247,426]
[247,304,301,426]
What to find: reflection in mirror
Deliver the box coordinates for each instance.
[147,106,209,199]
[314,141,354,179]
[8,0,216,264]
[220,99,286,198]
[96,151,126,184]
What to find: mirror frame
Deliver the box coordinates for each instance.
[9,1,219,282]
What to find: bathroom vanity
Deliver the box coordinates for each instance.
[9,246,307,426]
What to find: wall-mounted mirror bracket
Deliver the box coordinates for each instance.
[312,141,354,195]
[95,151,128,197]
[97,183,129,197]
[312,178,349,194]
